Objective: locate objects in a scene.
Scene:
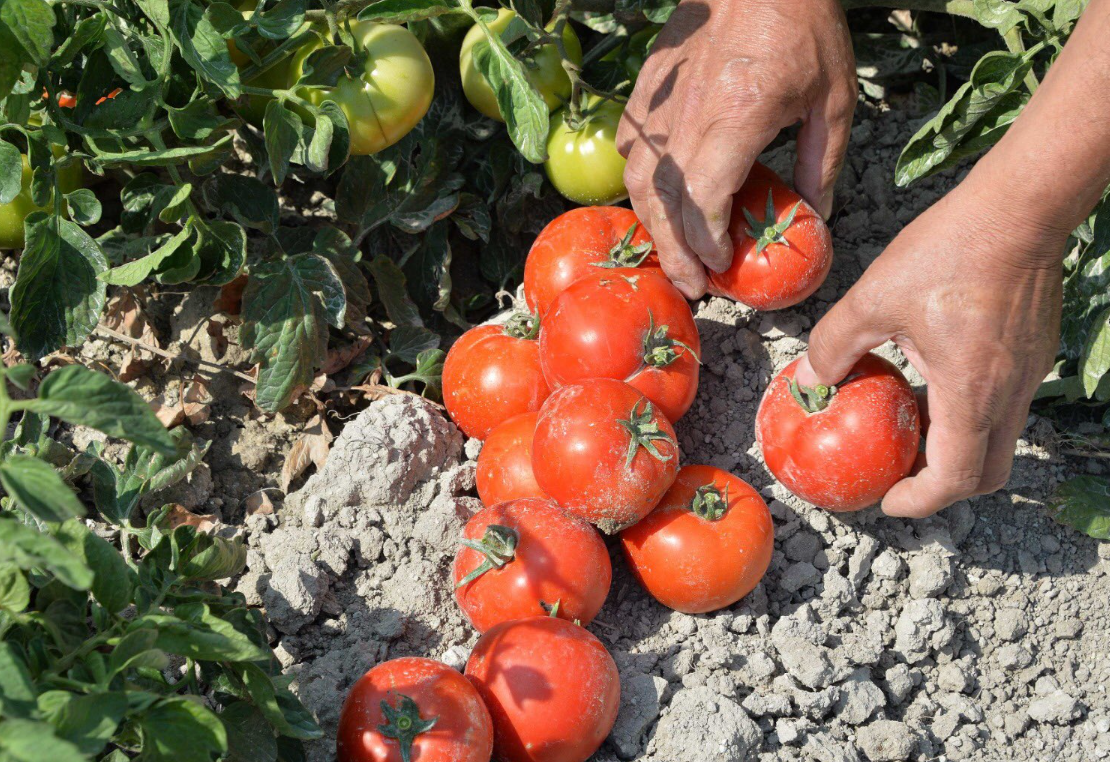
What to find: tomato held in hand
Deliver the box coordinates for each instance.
[460,10,582,121]
[532,378,679,533]
[621,465,773,613]
[443,313,551,440]
[337,657,493,762]
[756,353,920,512]
[476,412,547,505]
[545,96,627,206]
[454,498,611,632]
[465,617,619,762]
[540,268,700,422]
[523,206,661,317]
[707,163,833,311]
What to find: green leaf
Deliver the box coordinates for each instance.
[241,254,346,412]
[471,22,549,163]
[388,325,440,363]
[0,0,55,67]
[221,702,278,762]
[168,99,237,141]
[138,698,228,762]
[37,691,128,757]
[92,428,208,525]
[0,719,85,762]
[121,174,183,233]
[5,364,34,391]
[10,214,107,360]
[0,455,85,522]
[391,347,445,396]
[367,254,423,328]
[170,0,241,99]
[134,609,268,662]
[358,0,462,23]
[234,663,322,740]
[194,218,247,285]
[54,520,136,613]
[25,364,176,454]
[291,45,351,87]
[256,0,306,39]
[203,174,279,233]
[0,563,29,612]
[264,100,303,185]
[62,189,102,226]
[1050,476,1110,539]
[0,643,36,718]
[1079,305,1110,398]
[402,220,453,314]
[100,225,194,287]
[92,134,235,167]
[50,14,106,68]
[0,516,92,589]
[107,629,168,678]
[0,139,21,205]
[173,526,247,581]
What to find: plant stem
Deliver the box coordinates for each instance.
[1003,27,1041,92]
[95,325,257,384]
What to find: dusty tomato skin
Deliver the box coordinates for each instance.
[620,465,774,613]
[465,616,620,762]
[707,163,833,311]
[545,96,627,206]
[476,411,547,505]
[337,657,493,762]
[442,320,550,440]
[540,268,700,422]
[523,206,661,318]
[453,498,611,632]
[532,378,679,533]
[756,353,921,512]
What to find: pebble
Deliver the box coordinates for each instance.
[872,550,906,580]
[835,668,886,725]
[883,664,915,705]
[893,599,952,663]
[937,661,974,694]
[776,635,836,690]
[785,531,822,563]
[998,644,1035,671]
[857,720,916,761]
[651,687,762,761]
[995,608,1029,641]
[782,562,821,593]
[1028,691,1083,725]
[908,553,953,599]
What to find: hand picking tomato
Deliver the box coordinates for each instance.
[540,268,700,422]
[545,95,627,206]
[454,498,611,632]
[707,162,833,311]
[443,313,551,440]
[476,412,547,505]
[620,465,773,613]
[756,353,921,512]
[532,378,678,533]
[523,206,661,317]
[465,616,619,762]
[337,657,493,762]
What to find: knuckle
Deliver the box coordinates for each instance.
[938,467,984,500]
[977,470,1012,495]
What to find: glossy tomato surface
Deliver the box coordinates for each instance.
[545,96,627,206]
[532,378,678,533]
[453,498,611,632]
[621,465,773,613]
[756,353,920,511]
[337,657,493,762]
[540,268,699,422]
[476,412,547,505]
[465,617,619,762]
[708,163,833,311]
[523,206,660,318]
[443,320,551,440]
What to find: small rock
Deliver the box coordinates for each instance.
[857,720,915,762]
[782,562,821,593]
[742,691,792,717]
[785,531,822,563]
[872,550,906,580]
[776,635,836,689]
[302,495,325,528]
[776,718,802,745]
[908,554,952,599]
[883,664,914,705]
[610,674,667,759]
[804,732,863,762]
[651,687,761,761]
[263,552,328,634]
[849,535,881,587]
[438,644,469,672]
[794,686,842,720]
[937,662,974,694]
[932,710,961,738]
[893,599,953,663]
[1028,691,1083,725]
[835,668,886,725]
[995,608,1029,641]
[1055,619,1083,640]
[997,644,1034,671]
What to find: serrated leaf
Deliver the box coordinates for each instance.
[234,663,322,739]
[107,629,167,677]
[256,0,306,39]
[366,254,423,327]
[170,0,241,99]
[221,702,278,762]
[1050,476,1110,539]
[194,218,247,284]
[264,99,303,185]
[0,516,93,589]
[0,455,85,522]
[92,134,235,167]
[134,608,268,662]
[203,174,279,233]
[388,324,440,363]
[291,45,351,87]
[138,698,228,762]
[0,719,86,762]
[0,0,55,67]
[0,139,22,205]
[471,24,548,163]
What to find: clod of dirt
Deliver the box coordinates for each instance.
[648,686,761,760]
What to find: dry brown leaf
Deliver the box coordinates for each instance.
[151,395,184,428]
[213,274,248,316]
[103,291,161,381]
[165,504,220,533]
[150,377,212,429]
[281,414,333,492]
[244,489,276,516]
[321,336,375,375]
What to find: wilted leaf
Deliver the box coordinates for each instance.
[164,504,220,533]
[280,414,332,491]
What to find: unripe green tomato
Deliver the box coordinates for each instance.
[601,25,660,83]
[545,96,628,206]
[228,8,299,127]
[0,151,83,251]
[459,9,582,122]
[292,21,434,156]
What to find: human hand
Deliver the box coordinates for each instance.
[616,0,857,298]
[794,180,1068,518]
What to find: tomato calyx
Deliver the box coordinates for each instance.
[594,223,653,269]
[688,483,729,521]
[743,189,802,255]
[377,693,438,762]
[617,399,675,467]
[642,310,700,368]
[542,599,561,617]
[502,311,541,341]
[456,524,520,587]
[788,378,836,413]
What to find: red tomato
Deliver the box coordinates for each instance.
[465,617,619,762]
[476,412,547,506]
[532,378,679,533]
[707,163,833,311]
[540,268,699,422]
[523,206,661,318]
[443,314,551,440]
[453,498,611,632]
[337,657,493,762]
[620,465,774,613]
[756,353,920,512]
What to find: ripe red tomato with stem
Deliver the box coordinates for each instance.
[442,312,550,440]
[620,465,774,613]
[524,206,661,318]
[756,353,921,511]
[532,378,679,533]
[540,268,700,423]
[707,163,833,311]
[465,616,620,762]
[453,498,611,632]
[476,411,547,506]
[337,657,492,762]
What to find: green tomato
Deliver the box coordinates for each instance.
[0,151,83,251]
[545,96,627,206]
[459,9,582,122]
[292,21,434,156]
[601,25,660,83]
[229,9,299,128]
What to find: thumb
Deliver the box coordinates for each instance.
[796,289,893,387]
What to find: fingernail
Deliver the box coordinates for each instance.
[818,189,835,220]
[794,355,818,386]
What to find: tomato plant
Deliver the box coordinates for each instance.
[0,149,83,250]
[337,657,493,762]
[476,411,547,505]
[532,378,679,532]
[621,465,774,613]
[707,163,834,311]
[540,268,700,422]
[453,498,611,632]
[443,313,551,440]
[756,353,921,512]
[465,616,620,762]
[545,95,627,205]
[523,206,660,317]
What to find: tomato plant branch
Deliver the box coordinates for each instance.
[95,325,257,383]
[1002,27,1041,93]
